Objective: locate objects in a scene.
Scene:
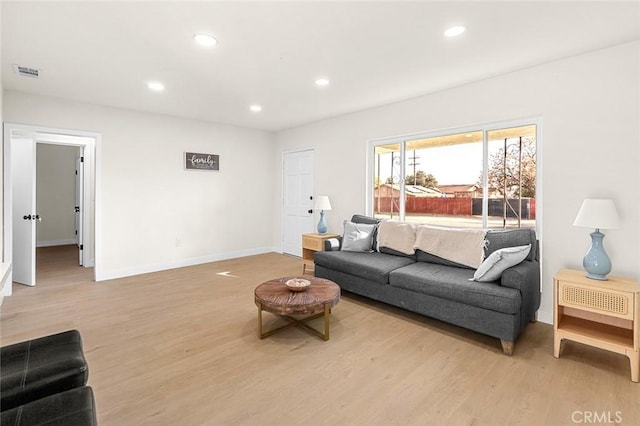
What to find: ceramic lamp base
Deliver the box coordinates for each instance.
[317,210,327,234]
[583,230,611,281]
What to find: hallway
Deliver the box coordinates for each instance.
[33,244,94,289]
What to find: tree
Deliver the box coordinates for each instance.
[405,170,438,188]
[481,137,536,198]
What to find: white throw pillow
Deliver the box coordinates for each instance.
[341,221,376,252]
[471,244,531,282]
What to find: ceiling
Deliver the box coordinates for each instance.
[2,1,639,132]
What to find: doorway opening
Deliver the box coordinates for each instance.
[2,123,101,296]
[36,143,84,262]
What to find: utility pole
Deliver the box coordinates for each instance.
[408,150,420,185]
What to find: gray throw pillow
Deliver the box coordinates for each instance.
[341,221,376,252]
[471,244,531,282]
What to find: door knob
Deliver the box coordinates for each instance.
[23,214,32,220]
[307,209,313,214]
[35,214,42,222]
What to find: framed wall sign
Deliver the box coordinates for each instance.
[185,152,219,171]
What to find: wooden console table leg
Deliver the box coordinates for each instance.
[554,335,563,358]
[629,353,639,383]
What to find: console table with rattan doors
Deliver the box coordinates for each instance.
[554,269,640,382]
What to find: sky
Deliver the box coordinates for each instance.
[378,143,484,185]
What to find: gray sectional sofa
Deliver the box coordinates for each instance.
[313,215,541,355]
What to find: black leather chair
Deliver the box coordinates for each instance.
[1,386,97,426]
[0,330,90,413]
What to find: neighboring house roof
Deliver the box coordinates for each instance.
[437,184,479,194]
[405,185,442,197]
[377,183,442,197]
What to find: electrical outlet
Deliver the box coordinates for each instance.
[176,238,181,247]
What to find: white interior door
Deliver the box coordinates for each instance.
[282,150,314,256]
[75,154,84,266]
[12,137,37,286]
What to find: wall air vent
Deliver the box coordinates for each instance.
[13,64,41,78]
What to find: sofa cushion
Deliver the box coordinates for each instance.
[341,221,376,252]
[379,246,416,259]
[388,263,521,314]
[472,244,531,282]
[485,229,537,261]
[350,214,381,225]
[416,250,472,269]
[314,251,415,285]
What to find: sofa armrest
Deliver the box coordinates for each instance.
[323,237,342,251]
[501,260,541,325]
[500,260,539,291]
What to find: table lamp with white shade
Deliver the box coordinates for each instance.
[573,199,621,280]
[314,195,332,234]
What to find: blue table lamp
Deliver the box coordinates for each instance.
[314,195,332,234]
[573,199,621,280]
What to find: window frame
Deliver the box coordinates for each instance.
[366,117,543,237]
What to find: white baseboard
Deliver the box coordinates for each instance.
[37,239,76,248]
[537,309,552,325]
[95,246,279,281]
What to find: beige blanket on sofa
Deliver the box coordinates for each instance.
[414,225,486,268]
[377,220,417,255]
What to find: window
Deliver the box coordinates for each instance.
[373,143,401,219]
[370,122,538,229]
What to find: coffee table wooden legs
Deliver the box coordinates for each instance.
[257,303,332,341]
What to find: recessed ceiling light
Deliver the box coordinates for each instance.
[147,81,165,92]
[249,104,262,112]
[194,33,218,47]
[444,26,466,38]
[315,78,330,87]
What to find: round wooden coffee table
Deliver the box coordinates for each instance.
[254,276,340,341]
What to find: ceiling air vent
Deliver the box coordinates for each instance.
[13,64,41,78]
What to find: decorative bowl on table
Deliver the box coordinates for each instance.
[285,278,311,292]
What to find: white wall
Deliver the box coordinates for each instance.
[4,91,276,280]
[36,143,78,246]
[274,41,640,324]
[0,1,9,300]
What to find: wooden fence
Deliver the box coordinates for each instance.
[374,197,536,219]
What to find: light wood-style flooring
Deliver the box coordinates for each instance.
[1,246,639,425]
